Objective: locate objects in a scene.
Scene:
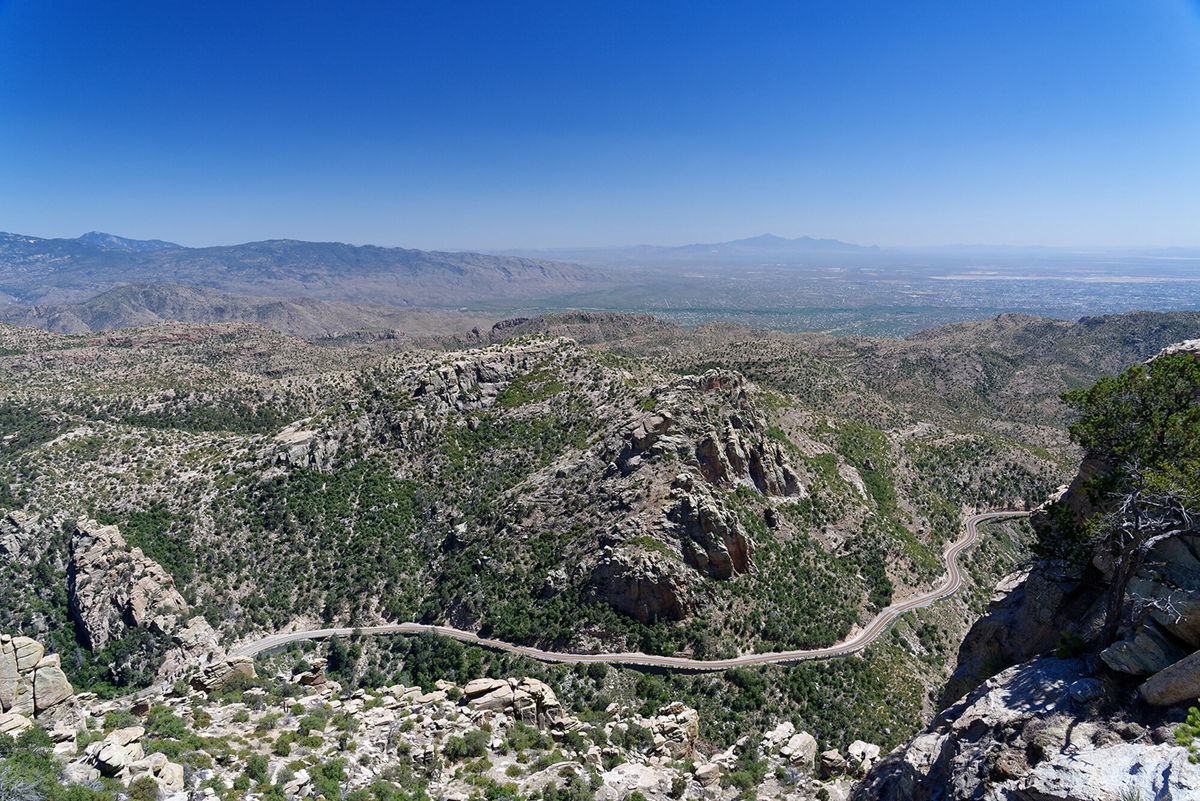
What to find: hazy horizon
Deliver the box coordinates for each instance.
[7,228,1200,256]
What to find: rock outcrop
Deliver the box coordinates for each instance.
[190,655,256,692]
[1140,649,1200,707]
[462,677,569,729]
[68,518,222,679]
[855,656,1200,800]
[633,701,700,759]
[667,483,753,579]
[68,518,189,651]
[0,634,80,731]
[590,546,695,623]
[0,509,45,563]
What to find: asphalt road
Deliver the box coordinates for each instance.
[227,510,1027,672]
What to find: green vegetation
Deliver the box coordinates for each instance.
[1175,706,1200,764]
[0,729,117,801]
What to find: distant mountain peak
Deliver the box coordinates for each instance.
[681,233,876,252]
[76,231,183,252]
[736,233,790,244]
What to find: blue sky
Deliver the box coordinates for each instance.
[2,0,1199,249]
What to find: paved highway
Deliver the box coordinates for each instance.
[227,510,1027,672]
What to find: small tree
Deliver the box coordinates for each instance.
[1093,467,1200,645]
[1060,351,1200,646]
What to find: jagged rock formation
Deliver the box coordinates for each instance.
[0,634,80,734]
[667,481,753,579]
[68,518,189,651]
[940,561,1098,706]
[0,510,43,563]
[461,677,571,729]
[68,518,222,678]
[633,701,701,759]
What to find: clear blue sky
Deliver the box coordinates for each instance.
[2,0,1199,249]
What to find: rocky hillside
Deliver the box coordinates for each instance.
[0,323,1058,663]
[0,284,495,339]
[590,309,1200,448]
[3,311,1198,783]
[854,340,1200,800]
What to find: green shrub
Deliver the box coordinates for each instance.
[128,776,161,801]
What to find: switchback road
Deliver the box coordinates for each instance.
[228,510,1027,672]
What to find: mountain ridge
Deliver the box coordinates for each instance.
[75,231,182,251]
[0,230,607,306]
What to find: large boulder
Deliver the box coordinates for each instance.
[0,635,78,726]
[0,637,18,710]
[781,731,818,772]
[1100,620,1190,676]
[191,656,255,692]
[32,654,72,712]
[1140,649,1200,707]
[463,678,515,712]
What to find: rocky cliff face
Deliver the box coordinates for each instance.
[855,656,1200,801]
[68,518,221,678]
[590,545,697,623]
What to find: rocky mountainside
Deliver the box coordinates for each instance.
[0,323,1057,659]
[0,232,607,306]
[855,340,1200,800]
[0,314,1070,750]
[527,308,1200,448]
[2,310,1200,798]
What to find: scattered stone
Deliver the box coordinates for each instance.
[781,731,818,771]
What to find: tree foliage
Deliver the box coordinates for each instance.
[1059,351,1200,643]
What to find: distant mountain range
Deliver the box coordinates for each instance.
[0,231,606,306]
[495,233,879,267]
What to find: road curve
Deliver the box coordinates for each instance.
[228,510,1028,672]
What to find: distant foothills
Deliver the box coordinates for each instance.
[3,229,1200,340]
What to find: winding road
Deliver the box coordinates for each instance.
[227,510,1027,672]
